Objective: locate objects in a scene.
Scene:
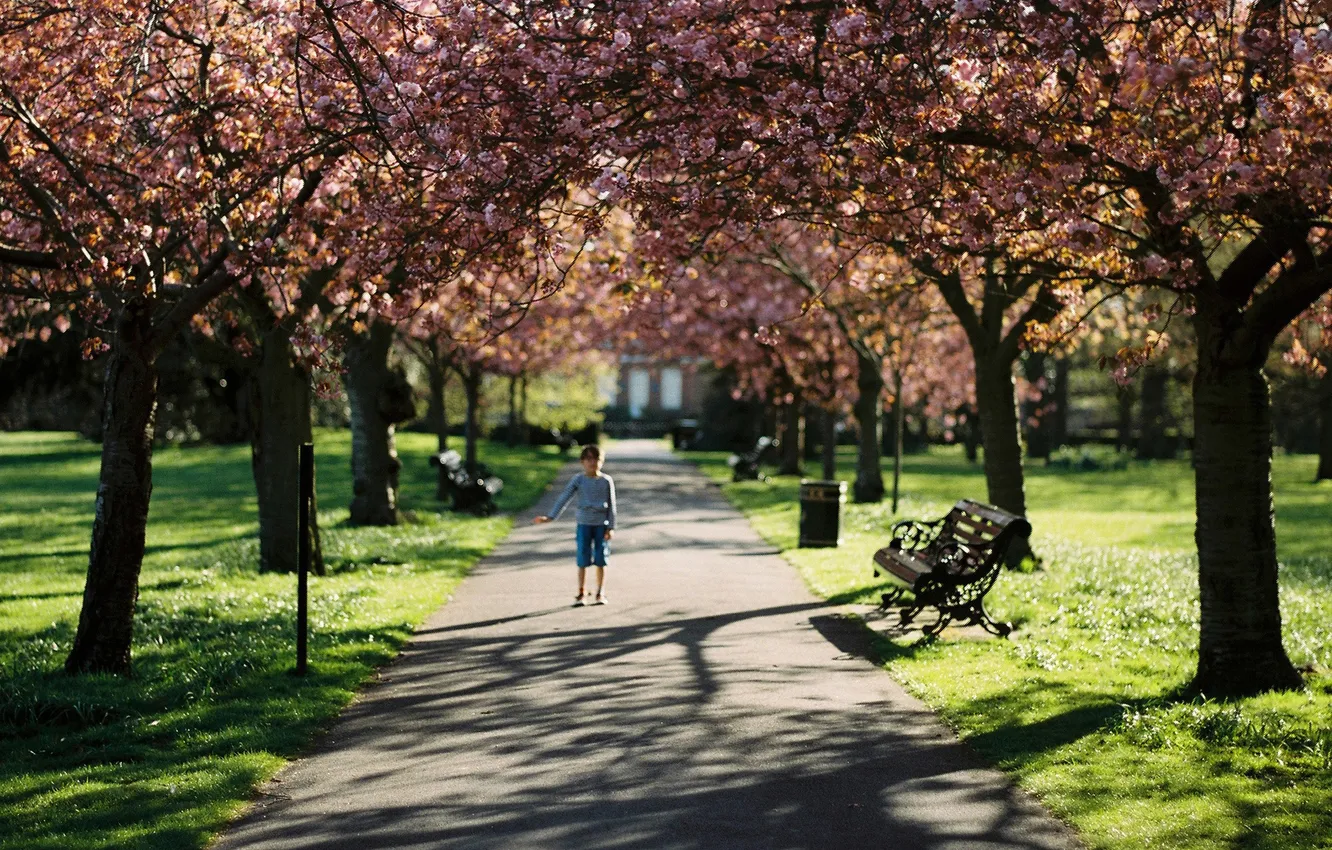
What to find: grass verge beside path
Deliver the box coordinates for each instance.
[687,446,1332,850]
[0,430,567,850]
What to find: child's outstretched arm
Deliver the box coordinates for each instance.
[533,474,580,525]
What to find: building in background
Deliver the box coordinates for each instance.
[600,355,705,437]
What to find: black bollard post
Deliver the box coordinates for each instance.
[296,442,313,676]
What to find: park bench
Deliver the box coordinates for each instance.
[727,435,779,482]
[429,449,504,516]
[871,499,1031,637]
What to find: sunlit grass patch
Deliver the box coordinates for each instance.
[686,444,1332,850]
[0,430,566,850]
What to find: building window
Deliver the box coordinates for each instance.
[628,368,650,418]
[597,372,618,407]
[660,367,683,411]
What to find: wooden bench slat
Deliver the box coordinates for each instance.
[946,527,996,547]
[956,499,1025,528]
[873,548,929,584]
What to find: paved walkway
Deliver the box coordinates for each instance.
[216,441,1080,850]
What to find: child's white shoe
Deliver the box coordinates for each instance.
[594,594,608,605]
[574,594,588,607]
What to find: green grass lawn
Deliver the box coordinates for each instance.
[0,430,568,850]
[687,445,1332,850]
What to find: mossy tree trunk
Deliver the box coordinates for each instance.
[1021,351,1052,461]
[346,321,415,526]
[458,363,483,473]
[1191,343,1302,695]
[1189,275,1306,696]
[777,395,803,476]
[852,349,885,502]
[1137,365,1175,460]
[250,322,324,575]
[1316,360,1332,482]
[66,300,158,675]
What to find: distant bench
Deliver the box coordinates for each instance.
[430,449,504,516]
[727,436,779,482]
[872,499,1031,637]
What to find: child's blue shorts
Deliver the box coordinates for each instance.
[575,524,610,568]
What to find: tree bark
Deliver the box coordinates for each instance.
[1316,361,1332,482]
[345,322,403,526]
[1137,366,1174,460]
[250,323,324,575]
[1191,344,1302,695]
[66,300,158,675]
[852,350,885,502]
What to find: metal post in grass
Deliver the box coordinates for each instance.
[296,441,314,676]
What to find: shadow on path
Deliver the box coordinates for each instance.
[216,441,1081,850]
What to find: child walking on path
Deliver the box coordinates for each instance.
[533,444,616,606]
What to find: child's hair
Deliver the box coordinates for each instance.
[579,444,602,462]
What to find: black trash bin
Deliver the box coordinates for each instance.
[798,479,846,548]
[671,419,700,450]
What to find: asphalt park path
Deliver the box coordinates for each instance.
[215,440,1081,850]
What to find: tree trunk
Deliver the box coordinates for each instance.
[1316,361,1332,482]
[802,403,820,461]
[1051,357,1070,451]
[821,408,837,481]
[426,354,451,500]
[518,375,529,446]
[973,357,1027,517]
[66,301,158,676]
[1137,366,1174,460]
[892,370,905,513]
[426,354,448,453]
[852,350,885,502]
[345,322,401,526]
[778,399,803,476]
[1117,384,1136,452]
[961,405,981,463]
[507,374,519,447]
[1191,347,1302,696]
[251,324,324,575]
[462,368,482,472]
[1022,351,1052,461]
